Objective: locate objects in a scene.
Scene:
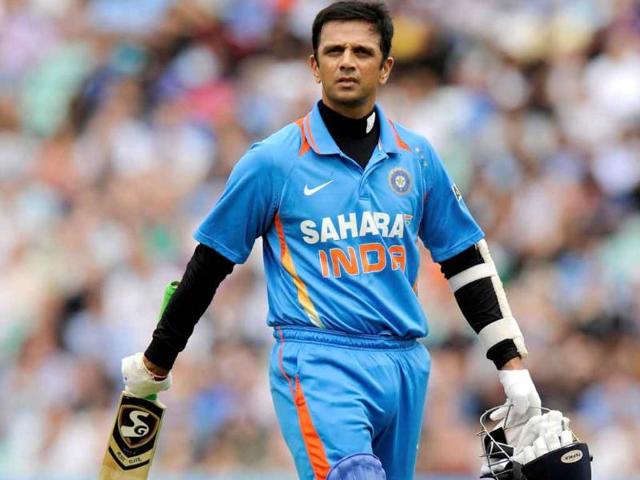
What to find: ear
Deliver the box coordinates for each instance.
[378,56,394,85]
[309,54,321,84]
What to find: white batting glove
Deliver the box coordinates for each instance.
[480,461,508,478]
[510,409,562,450]
[491,369,541,419]
[490,369,541,447]
[121,352,172,398]
[512,411,575,465]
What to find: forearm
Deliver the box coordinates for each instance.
[500,356,525,370]
[144,243,235,372]
[439,240,527,369]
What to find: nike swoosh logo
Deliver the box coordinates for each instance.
[304,180,334,196]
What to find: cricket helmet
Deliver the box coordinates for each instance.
[479,406,592,480]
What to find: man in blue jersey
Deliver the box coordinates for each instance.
[121,2,541,479]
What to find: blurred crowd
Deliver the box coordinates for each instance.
[1,0,639,477]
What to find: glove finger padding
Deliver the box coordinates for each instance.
[513,445,537,465]
[560,430,574,447]
[544,432,562,451]
[510,409,568,454]
[513,411,579,465]
[533,436,549,458]
[489,403,510,423]
[514,414,543,449]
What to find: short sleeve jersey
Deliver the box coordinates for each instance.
[195,103,484,337]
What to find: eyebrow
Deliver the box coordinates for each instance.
[321,43,377,55]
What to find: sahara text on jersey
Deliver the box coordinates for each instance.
[300,211,411,278]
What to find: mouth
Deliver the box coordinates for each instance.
[337,77,358,86]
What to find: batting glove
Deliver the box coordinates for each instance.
[121,352,172,398]
[492,369,541,418]
[490,369,541,446]
[513,410,574,464]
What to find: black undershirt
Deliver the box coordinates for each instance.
[145,244,234,370]
[317,100,380,169]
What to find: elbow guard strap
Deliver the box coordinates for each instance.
[444,239,528,359]
[478,317,527,359]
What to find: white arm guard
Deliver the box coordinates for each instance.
[447,239,528,358]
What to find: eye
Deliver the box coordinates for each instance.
[355,47,375,58]
[325,46,344,56]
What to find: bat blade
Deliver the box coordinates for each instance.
[100,281,177,479]
[99,393,165,479]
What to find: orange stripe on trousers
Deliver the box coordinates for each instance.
[295,376,331,479]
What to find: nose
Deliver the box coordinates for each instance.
[338,48,356,71]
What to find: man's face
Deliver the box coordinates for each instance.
[310,20,393,115]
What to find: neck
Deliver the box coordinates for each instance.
[318,100,378,140]
[321,94,376,119]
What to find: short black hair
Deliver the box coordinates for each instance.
[312,1,394,61]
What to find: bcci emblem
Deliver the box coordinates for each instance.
[388,168,412,195]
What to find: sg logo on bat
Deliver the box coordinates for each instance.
[100,393,165,478]
[118,405,160,449]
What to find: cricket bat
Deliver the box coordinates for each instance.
[99,280,179,480]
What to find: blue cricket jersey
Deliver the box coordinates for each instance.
[195,103,484,338]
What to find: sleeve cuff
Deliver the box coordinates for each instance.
[145,337,180,371]
[486,338,521,369]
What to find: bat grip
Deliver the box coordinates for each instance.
[143,280,179,402]
[158,280,179,319]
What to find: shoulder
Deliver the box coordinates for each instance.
[388,120,442,174]
[387,121,451,192]
[252,122,302,160]
[240,122,303,174]
[390,121,435,157]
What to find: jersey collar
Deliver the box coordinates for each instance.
[303,102,411,156]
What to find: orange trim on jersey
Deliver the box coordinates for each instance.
[274,213,323,327]
[304,114,321,153]
[389,120,412,152]
[295,118,311,156]
[295,375,331,479]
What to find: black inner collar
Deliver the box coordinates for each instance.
[317,100,380,169]
[318,100,377,139]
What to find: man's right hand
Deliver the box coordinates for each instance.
[121,352,172,398]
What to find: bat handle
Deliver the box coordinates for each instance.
[142,280,179,403]
[159,280,180,318]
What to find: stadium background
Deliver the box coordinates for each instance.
[1,0,639,478]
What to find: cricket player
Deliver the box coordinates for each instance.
[122,2,541,479]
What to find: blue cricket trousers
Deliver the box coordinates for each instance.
[269,326,430,480]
